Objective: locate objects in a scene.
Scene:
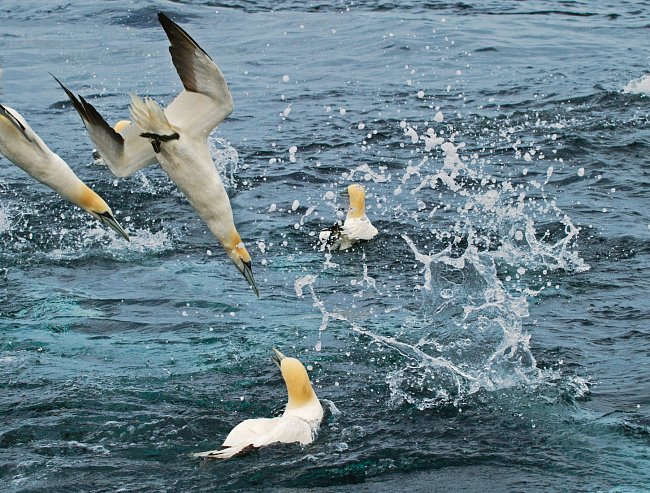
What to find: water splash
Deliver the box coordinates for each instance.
[295,274,347,352]
[296,109,589,409]
[0,203,12,234]
[343,163,391,183]
[402,235,453,291]
[208,136,239,189]
[623,75,650,95]
[2,210,174,264]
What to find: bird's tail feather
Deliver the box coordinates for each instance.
[192,443,255,460]
[129,95,172,135]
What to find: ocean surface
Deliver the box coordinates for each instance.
[1,1,649,491]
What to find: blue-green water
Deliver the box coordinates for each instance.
[1,1,649,491]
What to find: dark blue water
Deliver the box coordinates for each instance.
[1,1,649,491]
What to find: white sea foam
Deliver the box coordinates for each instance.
[105,228,173,257]
[623,75,650,95]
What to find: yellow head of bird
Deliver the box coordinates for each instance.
[224,231,258,297]
[113,120,131,134]
[77,183,111,216]
[74,184,129,241]
[346,183,367,220]
[275,351,317,408]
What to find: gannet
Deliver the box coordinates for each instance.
[194,348,324,459]
[54,12,259,296]
[0,104,129,240]
[319,183,378,251]
[92,120,131,161]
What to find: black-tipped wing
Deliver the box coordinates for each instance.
[0,104,34,143]
[53,76,157,177]
[159,13,234,139]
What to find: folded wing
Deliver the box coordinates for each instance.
[193,417,314,459]
[221,417,283,448]
[0,104,33,143]
[53,76,157,178]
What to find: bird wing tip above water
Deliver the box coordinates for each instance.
[0,104,33,143]
[158,12,211,61]
[159,12,234,136]
[52,75,125,149]
[52,76,156,178]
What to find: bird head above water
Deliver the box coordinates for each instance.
[346,183,368,220]
[224,231,259,297]
[272,348,319,410]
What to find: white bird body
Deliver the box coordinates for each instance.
[55,13,257,295]
[320,183,378,251]
[337,215,379,250]
[0,104,129,239]
[129,96,238,251]
[194,349,324,459]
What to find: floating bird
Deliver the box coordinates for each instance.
[54,12,258,296]
[319,183,378,251]
[194,348,324,459]
[0,104,129,240]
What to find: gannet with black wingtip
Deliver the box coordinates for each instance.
[0,104,129,240]
[194,348,324,459]
[319,183,378,251]
[92,120,132,162]
[53,12,258,296]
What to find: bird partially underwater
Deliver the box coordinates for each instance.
[0,104,129,240]
[194,348,324,459]
[319,183,378,251]
[54,12,259,296]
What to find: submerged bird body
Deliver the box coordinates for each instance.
[55,13,258,295]
[320,183,378,251]
[0,104,128,239]
[194,349,323,459]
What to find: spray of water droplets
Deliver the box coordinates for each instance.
[294,109,589,409]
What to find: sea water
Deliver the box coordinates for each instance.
[1,1,649,491]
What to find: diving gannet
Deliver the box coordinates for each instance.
[319,183,378,251]
[54,12,258,296]
[0,104,129,240]
[194,348,324,459]
[92,120,131,161]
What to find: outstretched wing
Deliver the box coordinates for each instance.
[159,13,234,139]
[53,76,157,177]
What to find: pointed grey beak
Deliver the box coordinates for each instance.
[241,260,260,298]
[95,211,130,241]
[271,347,285,368]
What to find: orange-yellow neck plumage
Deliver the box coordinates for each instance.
[76,183,110,214]
[281,357,318,409]
[346,183,367,220]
